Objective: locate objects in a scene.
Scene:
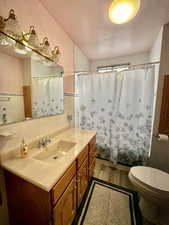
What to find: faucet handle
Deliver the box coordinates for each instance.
[38,136,51,149]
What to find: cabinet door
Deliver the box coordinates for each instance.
[53,176,76,225]
[77,158,89,208]
[159,75,169,134]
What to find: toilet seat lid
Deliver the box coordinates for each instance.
[130,166,169,192]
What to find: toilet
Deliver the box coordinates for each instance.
[129,166,169,225]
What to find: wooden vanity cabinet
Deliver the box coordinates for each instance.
[4,136,96,225]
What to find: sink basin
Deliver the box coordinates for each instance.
[34,140,76,164]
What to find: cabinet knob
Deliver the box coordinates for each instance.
[77,179,80,184]
[77,173,81,183]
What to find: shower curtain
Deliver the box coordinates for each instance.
[32,77,64,118]
[76,66,155,165]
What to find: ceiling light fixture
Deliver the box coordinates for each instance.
[109,0,140,24]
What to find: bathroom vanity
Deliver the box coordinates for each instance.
[1,128,96,225]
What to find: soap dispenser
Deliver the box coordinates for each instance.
[20,138,28,157]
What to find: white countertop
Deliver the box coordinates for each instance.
[0,128,96,192]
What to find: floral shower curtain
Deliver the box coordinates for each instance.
[32,76,64,118]
[76,66,155,165]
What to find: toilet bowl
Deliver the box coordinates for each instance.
[129,166,169,225]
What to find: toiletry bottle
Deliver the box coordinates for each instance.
[2,107,7,124]
[21,138,28,157]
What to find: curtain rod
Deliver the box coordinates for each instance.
[128,61,160,68]
[76,61,160,75]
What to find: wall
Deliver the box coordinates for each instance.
[64,45,90,95]
[149,27,163,132]
[149,24,169,172]
[74,45,90,72]
[149,28,163,62]
[0,0,78,224]
[149,27,163,97]
[90,52,149,72]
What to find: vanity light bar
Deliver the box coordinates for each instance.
[0,9,60,63]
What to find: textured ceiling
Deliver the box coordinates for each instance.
[40,0,169,60]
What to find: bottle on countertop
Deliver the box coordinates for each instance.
[20,138,28,157]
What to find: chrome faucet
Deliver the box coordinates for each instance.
[38,136,51,148]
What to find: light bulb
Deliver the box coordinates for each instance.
[109,0,140,24]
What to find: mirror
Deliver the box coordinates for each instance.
[31,55,64,118]
[0,31,64,126]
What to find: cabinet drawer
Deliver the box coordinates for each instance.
[52,161,76,206]
[77,145,88,169]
